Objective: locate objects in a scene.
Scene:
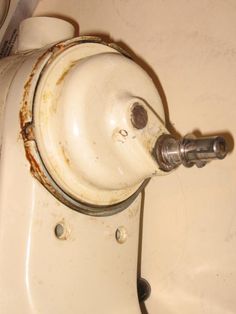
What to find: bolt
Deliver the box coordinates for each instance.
[54,222,70,240]
[115,226,127,244]
[131,103,148,129]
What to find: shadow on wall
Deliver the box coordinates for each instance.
[34,13,80,36]
[82,30,180,137]
[84,32,234,314]
[33,14,235,153]
[138,190,149,314]
[34,15,171,128]
[79,31,235,154]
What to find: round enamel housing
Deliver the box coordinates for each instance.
[22,38,167,215]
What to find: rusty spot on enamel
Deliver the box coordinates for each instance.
[20,51,50,130]
[56,61,77,85]
[21,122,34,141]
[61,145,71,166]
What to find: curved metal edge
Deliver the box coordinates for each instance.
[24,139,148,217]
[20,36,146,217]
[153,133,176,172]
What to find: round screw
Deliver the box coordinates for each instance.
[115,226,127,244]
[54,222,69,240]
[131,103,148,129]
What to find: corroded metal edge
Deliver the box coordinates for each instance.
[19,36,144,217]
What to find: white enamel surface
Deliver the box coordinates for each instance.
[0,52,40,313]
[25,192,142,314]
[34,43,165,205]
[34,1,236,314]
[0,48,142,313]
[17,17,75,51]
[0,54,24,148]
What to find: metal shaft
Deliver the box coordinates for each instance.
[155,134,227,172]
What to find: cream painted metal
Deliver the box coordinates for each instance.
[0,40,141,314]
[0,16,168,313]
[17,17,75,51]
[34,1,236,314]
[33,44,166,207]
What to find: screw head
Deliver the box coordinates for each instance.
[54,222,70,240]
[131,103,148,129]
[115,226,127,244]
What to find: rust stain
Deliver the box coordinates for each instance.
[61,145,71,166]
[19,36,137,215]
[24,143,57,197]
[24,142,69,206]
[56,61,77,85]
[21,122,34,142]
[56,68,70,85]
[25,144,42,176]
[20,46,64,141]
[20,36,131,134]
[23,139,84,212]
[19,43,67,130]
[20,51,49,129]
[42,90,53,102]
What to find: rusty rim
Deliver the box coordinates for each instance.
[20,37,147,216]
